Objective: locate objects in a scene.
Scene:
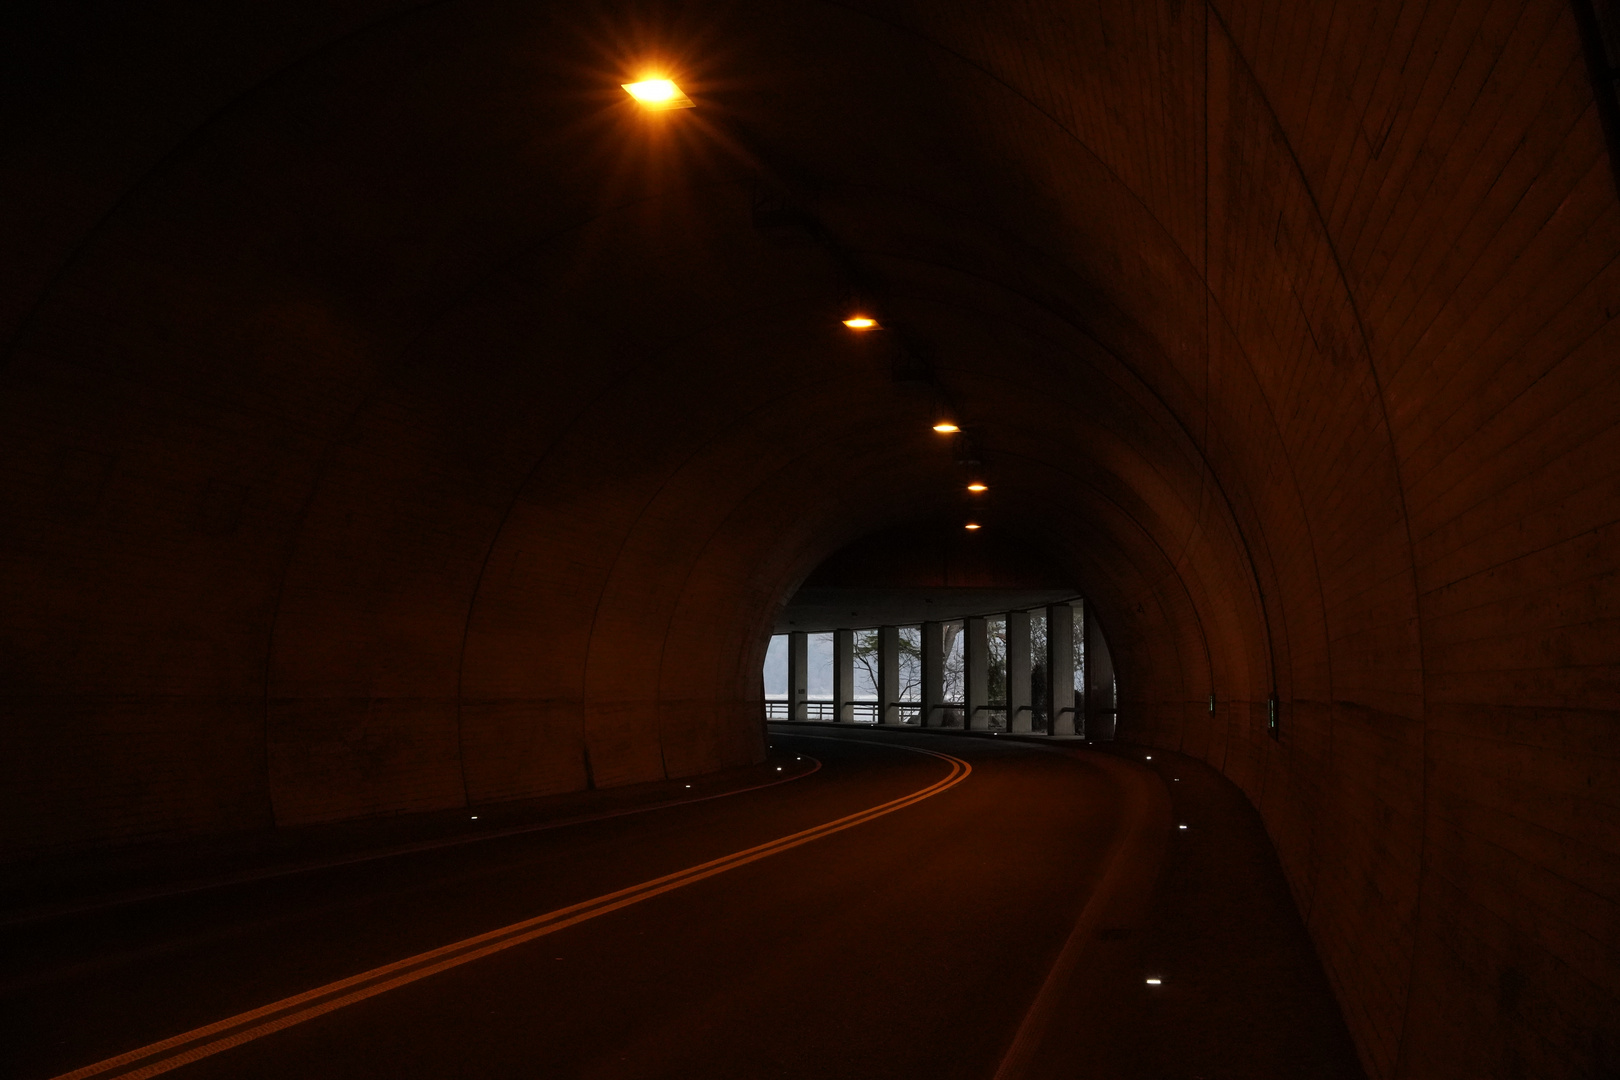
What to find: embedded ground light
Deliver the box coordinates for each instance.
[622,78,694,110]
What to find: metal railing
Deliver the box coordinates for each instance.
[765,700,1114,737]
[765,701,924,725]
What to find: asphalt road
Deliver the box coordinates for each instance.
[4,728,1170,1080]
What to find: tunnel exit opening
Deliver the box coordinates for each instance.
[765,597,1114,738]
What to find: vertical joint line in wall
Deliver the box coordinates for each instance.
[1571,0,1620,201]
[1201,0,1212,764]
[1203,0,1212,458]
[1201,0,1280,773]
[1205,7,1430,1066]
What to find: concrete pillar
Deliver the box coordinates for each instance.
[788,630,808,722]
[878,625,900,725]
[834,628,855,722]
[1006,610,1031,733]
[1085,610,1116,739]
[1046,603,1076,735]
[921,620,944,728]
[964,616,989,730]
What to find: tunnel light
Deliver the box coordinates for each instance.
[964,523,982,531]
[685,784,691,789]
[470,815,478,820]
[622,78,694,110]
[966,482,988,493]
[1179,824,1188,830]
[777,766,782,771]
[932,421,961,433]
[1146,755,1152,760]
[842,315,878,330]
[1145,977,1162,985]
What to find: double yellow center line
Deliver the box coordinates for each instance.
[53,743,971,1080]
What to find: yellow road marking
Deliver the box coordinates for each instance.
[52,744,970,1080]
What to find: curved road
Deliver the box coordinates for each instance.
[5,729,1169,1080]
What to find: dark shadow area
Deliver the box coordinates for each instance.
[1045,740,1368,1080]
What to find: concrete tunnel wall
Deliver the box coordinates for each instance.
[1,1,1616,1077]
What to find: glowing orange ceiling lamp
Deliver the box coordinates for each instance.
[932,420,960,433]
[622,78,694,110]
[842,315,879,330]
[964,522,982,531]
[966,482,988,493]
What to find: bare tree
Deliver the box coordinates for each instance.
[852,628,880,699]
[988,616,1007,705]
[852,628,922,705]
[1031,611,1048,727]
[896,627,921,701]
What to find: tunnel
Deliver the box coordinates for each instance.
[2,1,1617,1077]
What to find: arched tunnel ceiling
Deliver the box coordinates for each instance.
[2,2,1617,1078]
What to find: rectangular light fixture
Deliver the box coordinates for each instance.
[623,79,694,110]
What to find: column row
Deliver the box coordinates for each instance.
[778,601,1105,735]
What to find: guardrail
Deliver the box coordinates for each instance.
[765,702,924,725]
[765,700,1116,736]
